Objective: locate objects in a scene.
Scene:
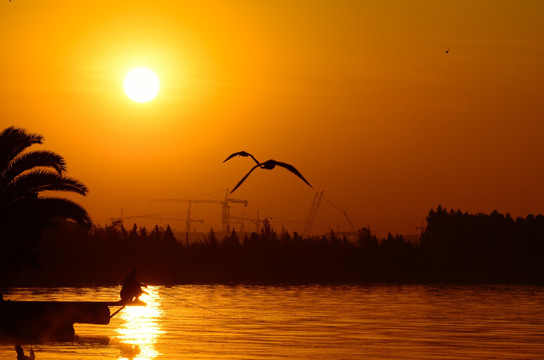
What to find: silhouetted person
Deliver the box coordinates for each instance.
[15,345,35,360]
[223,151,312,193]
[120,268,146,303]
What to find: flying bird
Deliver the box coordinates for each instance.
[444,49,450,54]
[223,151,260,165]
[224,152,312,193]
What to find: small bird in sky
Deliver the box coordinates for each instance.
[444,49,450,54]
[224,151,312,193]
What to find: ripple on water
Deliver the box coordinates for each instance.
[1,284,544,360]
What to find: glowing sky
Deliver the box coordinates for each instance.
[1,0,543,237]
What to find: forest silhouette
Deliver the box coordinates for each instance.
[4,206,544,286]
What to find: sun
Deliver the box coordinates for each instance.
[124,67,160,103]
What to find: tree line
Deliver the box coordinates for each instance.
[5,207,544,285]
[420,205,544,283]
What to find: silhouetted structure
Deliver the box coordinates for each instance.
[15,345,35,360]
[2,292,145,340]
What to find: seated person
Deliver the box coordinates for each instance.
[120,268,146,303]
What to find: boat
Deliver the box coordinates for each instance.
[0,299,145,340]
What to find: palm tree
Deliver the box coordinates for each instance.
[0,126,92,271]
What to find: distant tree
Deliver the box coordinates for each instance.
[207,228,217,248]
[139,226,148,242]
[150,225,162,243]
[0,126,91,272]
[129,223,139,242]
[163,225,177,247]
[221,228,240,248]
[357,227,377,249]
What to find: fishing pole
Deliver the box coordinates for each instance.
[157,290,228,318]
[110,305,126,319]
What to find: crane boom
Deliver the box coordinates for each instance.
[302,191,324,237]
[150,190,248,231]
[326,200,356,233]
[110,209,161,227]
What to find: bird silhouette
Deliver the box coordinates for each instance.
[224,151,312,193]
[444,49,450,54]
[223,151,260,165]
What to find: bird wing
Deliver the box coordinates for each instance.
[230,163,260,193]
[275,161,312,188]
[223,151,260,164]
[223,151,243,163]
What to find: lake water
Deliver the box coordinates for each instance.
[1,284,544,359]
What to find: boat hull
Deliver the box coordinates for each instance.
[0,301,111,340]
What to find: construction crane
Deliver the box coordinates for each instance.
[182,201,205,234]
[146,211,205,246]
[151,190,248,232]
[326,200,356,234]
[230,211,277,233]
[110,209,160,228]
[302,191,324,237]
[146,214,205,232]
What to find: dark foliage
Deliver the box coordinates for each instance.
[5,206,544,286]
[0,126,91,276]
[421,206,544,283]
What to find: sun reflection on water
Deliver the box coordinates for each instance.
[116,286,164,360]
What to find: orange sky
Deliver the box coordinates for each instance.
[1,0,543,237]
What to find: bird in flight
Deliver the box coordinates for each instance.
[224,151,312,193]
[223,151,260,165]
[444,49,450,54]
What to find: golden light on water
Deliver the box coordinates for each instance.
[116,286,164,360]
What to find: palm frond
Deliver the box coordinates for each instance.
[0,150,67,186]
[0,126,43,170]
[2,169,88,204]
[31,197,93,228]
[2,197,92,229]
[1,127,92,272]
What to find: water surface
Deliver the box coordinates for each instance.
[1,284,543,359]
